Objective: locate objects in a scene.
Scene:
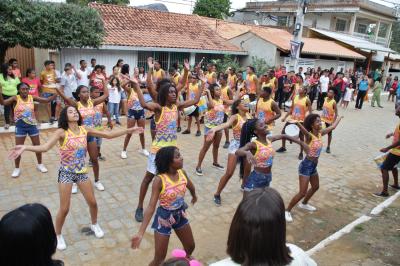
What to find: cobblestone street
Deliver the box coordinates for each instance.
[0,99,398,265]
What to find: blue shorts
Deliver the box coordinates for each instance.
[204,126,212,135]
[299,158,318,177]
[128,109,145,120]
[151,205,189,235]
[87,136,95,143]
[94,137,102,147]
[42,93,61,103]
[120,91,127,100]
[244,170,272,191]
[15,121,39,137]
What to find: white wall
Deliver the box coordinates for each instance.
[280,57,355,72]
[61,48,138,75]
[229,32,277,68]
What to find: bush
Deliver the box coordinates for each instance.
[251,56,271,76]
[211,54,241,73]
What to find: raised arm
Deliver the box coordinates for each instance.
[296,121,312,139]
[131,176,162,249]
[92,79,109,106]
[130,80,161,112]
[177,72,204,109]
[86,125,143,139]
[176,59,190,93]
[321,116,342,136]
[146,58,158,101]
[55,87,77,107]
[9,129,64,159]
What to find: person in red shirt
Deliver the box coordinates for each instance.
[9,58,21,79]
[388,76,398,102]
[90,65,106,93]
[21,68,41,122]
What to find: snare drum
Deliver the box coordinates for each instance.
[183,105,196,116]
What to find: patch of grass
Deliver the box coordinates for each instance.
[354,225,364,232]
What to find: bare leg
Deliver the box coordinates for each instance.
[212,131,223,164]
[137,119,146,149]
[224,128,229,143]
[327,131,332,149]
[186,116,192,132]
[14,136,27,168]
[175,224,195,256]
[30,135,42,164]
[87,141,100,182]
[78,179,98,224]
[380,169,390,194]
[123,119,136,151]
[55,183,73,235]
[196,137,213,169]
[215,154,237,196]
[392,167,399,187]
[149,232,170,266]
[287,175,310,211]
[281,123,288,148]
[302,174,319,204]
[137,172,155,209]
[194,116,201,132]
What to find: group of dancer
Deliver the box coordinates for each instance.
[3,57,349,265]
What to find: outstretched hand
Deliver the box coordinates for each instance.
[183,59,190,71]
[147,57,154,69]
[198,71,207,83]
[131,234,143,249]
[127,127,144,135]
[9,145,25,160]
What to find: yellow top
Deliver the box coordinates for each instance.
[256,98,276,130]
[321,97,336,124]
[289,95,308,122]
[391,123,400,156]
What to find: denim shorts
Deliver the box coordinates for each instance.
[228,139,240,154]
[151,205,189,235]
[204,126,212,135]
[147,153,157,175]
[298,158,318,177]
[128,109,145,120]
[42,93,61,103]
[58,168,88,184]
[94,137,102,147]
[244,170,272,191]
[120,91,127,100]
[87,136,95,143]
[15,121,39,137]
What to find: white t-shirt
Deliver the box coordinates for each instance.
[76,68,90,87]
[108,84,121,103]
[210,244,317,266]
[319,76,330,93]
[60,73,77,98]
[344,87,354,102]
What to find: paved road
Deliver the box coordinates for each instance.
[0,99,398,265]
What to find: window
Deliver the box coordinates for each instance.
[335,18,347,32]
[137,51,152,71]
[277,16,288,27]
[356,24,367,34]
[378,23,388,38]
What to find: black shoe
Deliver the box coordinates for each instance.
[298,153,303,160]
[213,163,225,171]
[389,184,400,190]
[372,192,389,198]
[116,121,121,125]
[182,129,190,134]
[177,126,181,133]
[276,147,286,153]
[49,118,54,125]
[195,130,201,137]
[223,141,230,149]
[135,208,144,222]
[326,147,331,153]
[213,195,221,206]
[195,167,203,176]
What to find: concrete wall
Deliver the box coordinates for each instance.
[229,32,277,68]
[279,57,355,72]
[60,48,138,75]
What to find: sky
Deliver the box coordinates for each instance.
[128,0,397,14]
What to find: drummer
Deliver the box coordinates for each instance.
[182,72,201,136]
[255,86,281,135]
[277,86,311,160]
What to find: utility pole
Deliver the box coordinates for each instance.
[289,0,308,72]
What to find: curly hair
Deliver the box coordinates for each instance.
[303,113,320,132]
[155,146,178,174]
[58,106,82,130]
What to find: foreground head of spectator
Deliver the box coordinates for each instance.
[0,203,63,266]
[227,187,316,266]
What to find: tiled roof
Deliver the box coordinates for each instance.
[199,17,365,59]
[89,3,244,53]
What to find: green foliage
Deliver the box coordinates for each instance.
[251,56,270,76]
[0,0,104,62]
[390,21,400,53]
[193,0,231,19]
[211,54,240,73]
[66,0,129,5]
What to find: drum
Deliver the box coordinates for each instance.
[183,105,196,116]
[374,153,388,169]
[284,100,292,108]
[284,124,300,137]
[249,101,257,110]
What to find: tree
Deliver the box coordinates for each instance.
[193,0,231,19]
[251,56,270,76]
[390,21,400,53]
[66,0,129,5]
[211,54,240,73]
[0,0,104,63]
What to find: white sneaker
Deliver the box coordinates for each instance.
[11,168,21,178]
[36,164,48,173]
[285,211,293,222]
[121,151,127,159]
[71,183,78,194]
[298,203,317,212]
[94,181,105,191]
[57,235,67,250]
[90,223,104,238]
[139,149,150,157]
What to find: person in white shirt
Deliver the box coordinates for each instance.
[317,70,330,110]
[76,60,90,87]
[107,77,122,125]
[213,187,316,266]
[60,65,79,99]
